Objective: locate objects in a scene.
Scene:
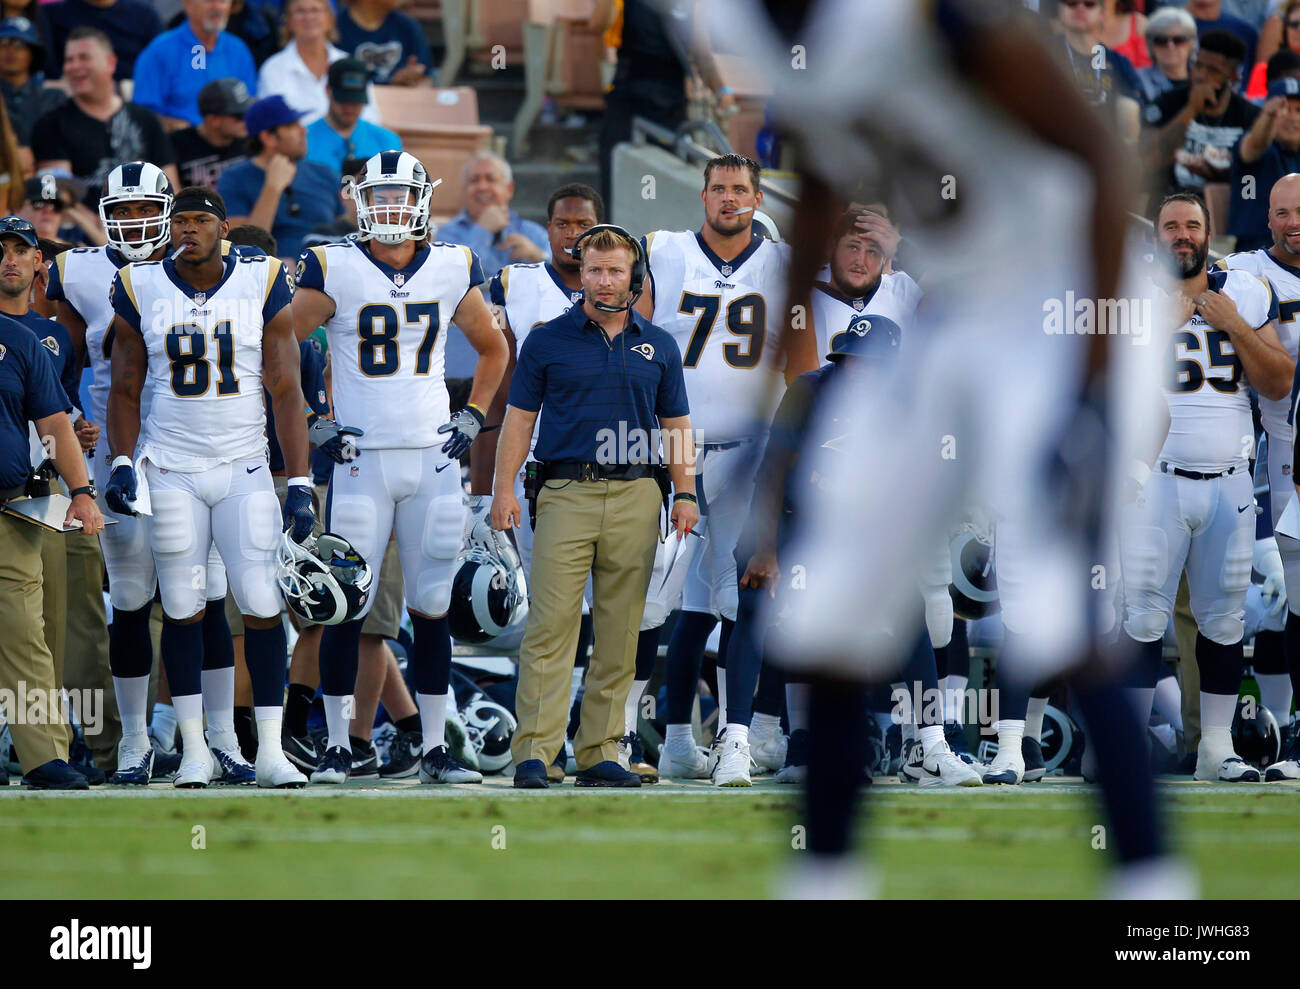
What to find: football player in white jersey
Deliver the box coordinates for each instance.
[291,150,509,784]
[633,153,819,781]
[1214,173,1300,779]
[47,163,238,786]
[105,186,313,789]
[1123,193,1292,783]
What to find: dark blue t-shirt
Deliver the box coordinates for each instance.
[1230,140,1300,249]
[218,159,344,259]
[508,304,689,464]
[337,8,433,84]
[0,314,72,488]
[41,0,164,80]
[11,309,78,412]
[266,341,329,473]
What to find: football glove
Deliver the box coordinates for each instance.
[437,404,485,460]
[1256,536,1287,616]
[283,484,315,543]
[104,463,138,516]
[307,413,364,464]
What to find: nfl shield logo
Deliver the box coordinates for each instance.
[570,291,581,303]
[852,298,865,311]
[721,264,732,277]
[394,273,405,287]
[194,292,206,305]
[350,465,359,477]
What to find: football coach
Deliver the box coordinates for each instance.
[491,224,698,788]
[0,309,103,789]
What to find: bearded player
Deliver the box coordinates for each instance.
[291,150,509,784]
[105,186,313,789]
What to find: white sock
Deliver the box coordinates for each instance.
[751,711,781,735]
[254,709,284,759]
[113,675,150,738]
[624,679,649,737]
[150,701,177,745]
[919,723,945,757]
[996,719,1024,752]
[323,694,352,753]
[416,692,447,754]
[943,675,968,723]
[1125,687,1156,730]
[1025,696,1047,743]
[786,683,810,733]
[201,666,235,738]
[569,667,585,708]
[1199,691,1238,734]
[1256,673,1293,726]
[1152,675,1183,731]
[175,710,205,763]
[1201,724,1233,754]
[665,723,694,747]
[725,722,749,745]
[716,666,728,726]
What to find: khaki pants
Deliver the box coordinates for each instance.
[1173,572,1200,751]
[512,477,661,769]
[0,513,67,771]
[63,530,119,765]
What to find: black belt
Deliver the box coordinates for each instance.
[540,462,659,482]
[700,439,750,451]
[0,483,28,503]
[1159,461,1237,481]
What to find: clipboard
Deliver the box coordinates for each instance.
[0,494,118,532]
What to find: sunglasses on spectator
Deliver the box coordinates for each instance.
[1151,35,1193,47]
[1289,19,1300,29]
[1062,0,1100,8]
[29,200,64,213]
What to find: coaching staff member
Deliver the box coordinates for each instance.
[0,307,102,789]
[492,224,698,788]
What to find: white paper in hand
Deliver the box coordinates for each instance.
[1277,495,1300,540]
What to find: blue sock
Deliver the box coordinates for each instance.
[160,618,204,699]
[1195,633,1243,695]
[1253,628,1286,674]
[409,613,452,696]
[109,603,153,679]
[319,617,363,697]
[244,624,288,709]
[635,626,659,681]
[724,586,765,725]
[202,604,234,671]
[994,631,1032,721]
[807,677,869,856]
[1287,611,1300,702]
[664,611,718,724]
[1122,636,1165,688]
[752,657,785,718]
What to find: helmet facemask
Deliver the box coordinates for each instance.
[99,193,172,262]
[353,177,433,245]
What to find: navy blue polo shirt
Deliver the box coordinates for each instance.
[11,310,78,412]
[0,313,71,488]
[509,304,689,464]
[266,342,330,473]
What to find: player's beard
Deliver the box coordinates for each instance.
[706,211,750,239]
[1163,237,1208,280]
[831,263,879,299]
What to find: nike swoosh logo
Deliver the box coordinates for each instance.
[1238,504,1250,513]
[925,766,941,777]
[247,466,262,474]
[435,463,451,473]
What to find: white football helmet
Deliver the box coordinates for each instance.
[99,161,173,262]
[352,150,439,244]
[277,532,374,626]
[459,697,518,773]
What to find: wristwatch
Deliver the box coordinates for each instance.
[68,484,96,500]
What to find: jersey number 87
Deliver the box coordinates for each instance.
[357,301,441,377]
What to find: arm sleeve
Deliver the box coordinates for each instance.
[109,270,141,333]
[507,333,545,412]
[263,261,295,323]
[295,246,327,291]
[299,343,330,416]
[655,335,690,418]
[25,337,72,420]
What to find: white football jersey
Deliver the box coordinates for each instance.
[809,273,921,360]
[643,229,789,441]
[296,238,484,450]
[1157,268,1277,472]
[48,245,154,428]
[1215,250,1300,436]
[110,251,294,470]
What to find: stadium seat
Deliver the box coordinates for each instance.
[512,0,604,156]
[371,85,482,127]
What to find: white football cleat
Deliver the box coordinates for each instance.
[898,739,924,783]
[774,762,807,784]
[712,733,753,787]
[919,743,983,787]
[749,721,788,773]
[1264,758,1300,781]
[1194,742,1259,782]
[256,749,308,788]
[658,737,710,779]
[174,746,215,789]
[981,745,1024,785]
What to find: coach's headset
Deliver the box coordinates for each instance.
[569,223,647,312]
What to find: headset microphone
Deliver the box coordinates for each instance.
[570,223,647,313]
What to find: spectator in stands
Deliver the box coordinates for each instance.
[0,17,66,148]
[132,0,258,129]
[1188,0,1260,73]
[1057,0,1142,139]
[39,0,163,81]
[1248,0,1300,99]
[302,153,363,247]
[1137,7,1197,105]
[258,0,381,125]
[0,96,24,211]
[224,0,279,67]
[337,0,432,86]
[1231,74,1300,249]
[172,77,252,188]
[303,58,398,174]
[438,151,548,277]
[1102,1,1151,70]
[31,28,180,206]
[218,93,342,258]
[18,171,105,245]
[1142,30,1259,196]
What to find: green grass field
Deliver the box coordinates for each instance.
[1,778,1297,898]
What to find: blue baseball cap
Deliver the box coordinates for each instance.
[827,314,902,363]
[1268,77,1300,100]
[244,95,307,137]
[0,17,42,59]
[0,215,40,249]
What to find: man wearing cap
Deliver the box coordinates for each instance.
[1232,74,1300,250]
[39,0,162,81]
[18,171,105,247]
[131,0,257,130]
[0,17,66,148]
[303,59,400,176]
[218,94,342,259]
[172,78,252,189]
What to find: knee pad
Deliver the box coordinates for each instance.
[239,491,281,559]
[1198,613,1244,646]
[1220,526,1254,598]
[1123,609,1169,644]
[150,489,196,557]
[330,495,380,565]
[712,565,739,622]
[158,578,203,623]
[205,546,228,601]
[922,584,954,649]
[423,494,466,563]
[237,577,283,621]
[1120,525,1169,596]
